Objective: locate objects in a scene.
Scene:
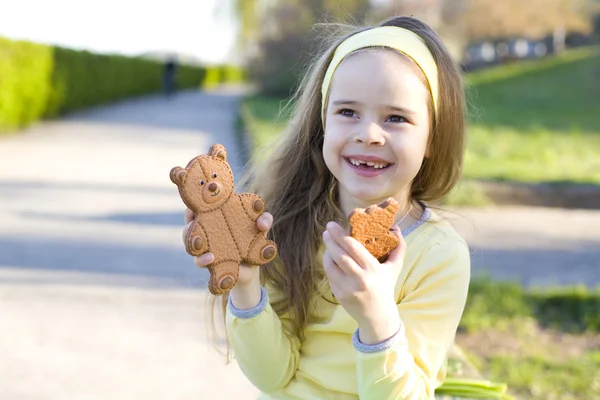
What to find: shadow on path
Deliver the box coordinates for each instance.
[0,236,208,290]
[19,210,184,227]
[469,245,600,288]
[0,179,173,195]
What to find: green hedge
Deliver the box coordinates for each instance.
[46,47,165,117]
[177,65,208,90]
[201,65,246,89]
[0,37,245,133]
[0,37,53,131]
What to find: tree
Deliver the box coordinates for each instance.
[235,0,372,96]
[456,0,594,48]
[370,0,468,60]
[372,0,595,57]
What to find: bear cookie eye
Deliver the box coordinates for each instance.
[212,173,217,178]
[199,180,205,185]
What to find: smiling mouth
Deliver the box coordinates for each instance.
[344,157,393,171]
[211,189,220,196]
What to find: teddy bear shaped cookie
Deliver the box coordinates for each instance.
[170,144,277,295]
[348,198,400,262]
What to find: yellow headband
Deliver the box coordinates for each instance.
[321,26,439,122]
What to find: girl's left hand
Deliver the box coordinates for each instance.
[322,221,407,344]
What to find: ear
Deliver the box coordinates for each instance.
[209,144,227,161]
[169,166,186,185]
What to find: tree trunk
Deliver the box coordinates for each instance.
[553,26,566,53]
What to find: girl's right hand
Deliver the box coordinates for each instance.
[183,207,273,289]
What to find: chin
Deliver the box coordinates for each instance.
[345,186,388,205]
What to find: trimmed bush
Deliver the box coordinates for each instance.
[0,37,54,131]
[203,67,222,88]
[0,36,245,133]
[46,47,164,116]
[177,65,208,90]
[222,65,246,83]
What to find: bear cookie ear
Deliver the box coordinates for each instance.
[209,144,227,161]
[170,166,187,185]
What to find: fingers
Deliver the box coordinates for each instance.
[182,220,193,242]
[184,208,195,224]
[322,249,342,283]
[322,228,362,276]
[193,252,214,268]
[256,212,273,232]
[383,226,407,265]
[324,222,374,270]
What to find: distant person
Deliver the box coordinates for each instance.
[182,15,471,399]
[163,58,177,96]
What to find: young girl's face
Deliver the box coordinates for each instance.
[322,49,431,209]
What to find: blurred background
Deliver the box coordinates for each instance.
[1,1,599,399]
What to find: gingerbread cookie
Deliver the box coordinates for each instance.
[348,198,400,262]
[170,144,277,295]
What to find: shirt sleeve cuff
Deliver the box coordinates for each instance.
[227,286,268,319]
[352,322,406,353]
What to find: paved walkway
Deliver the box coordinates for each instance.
[0,88,598,399]
[444,206,600,288]
[0,88,260,399]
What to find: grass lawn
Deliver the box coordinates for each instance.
[240,45,600,197]
[456,277,600,399]
[464,46,600,185]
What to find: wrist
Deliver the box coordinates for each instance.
[356,303,401,345]
[229,279,262,310]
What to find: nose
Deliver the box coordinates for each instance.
[208,182,218,192]
[355,121,384,145]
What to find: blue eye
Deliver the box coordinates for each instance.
[388,115,407,123]
[339,109,356,117]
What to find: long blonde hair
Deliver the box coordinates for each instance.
[210,15,466,357]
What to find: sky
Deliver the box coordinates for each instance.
[0,0,239,64]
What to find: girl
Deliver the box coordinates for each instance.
[185,15,470,400]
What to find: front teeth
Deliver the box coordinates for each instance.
[349,158,389,169]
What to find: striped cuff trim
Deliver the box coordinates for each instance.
[227,286,268,319]
[353,322,406,353]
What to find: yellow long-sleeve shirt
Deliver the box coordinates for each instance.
[225,208,471,399]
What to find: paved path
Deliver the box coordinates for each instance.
[0,88,598,399]
[445,206,600,288]
[0,88,260,399]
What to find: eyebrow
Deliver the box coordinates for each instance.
[331,100,417,118]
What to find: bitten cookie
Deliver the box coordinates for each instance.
[348,198,400,262]
[170,144,277,295]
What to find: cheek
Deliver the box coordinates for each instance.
[322,130,342,160]
[322,135,333,165]
[321,137,339,178]
[392,133,428,164]
[323,125,345,147]
[412,135,429,155]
